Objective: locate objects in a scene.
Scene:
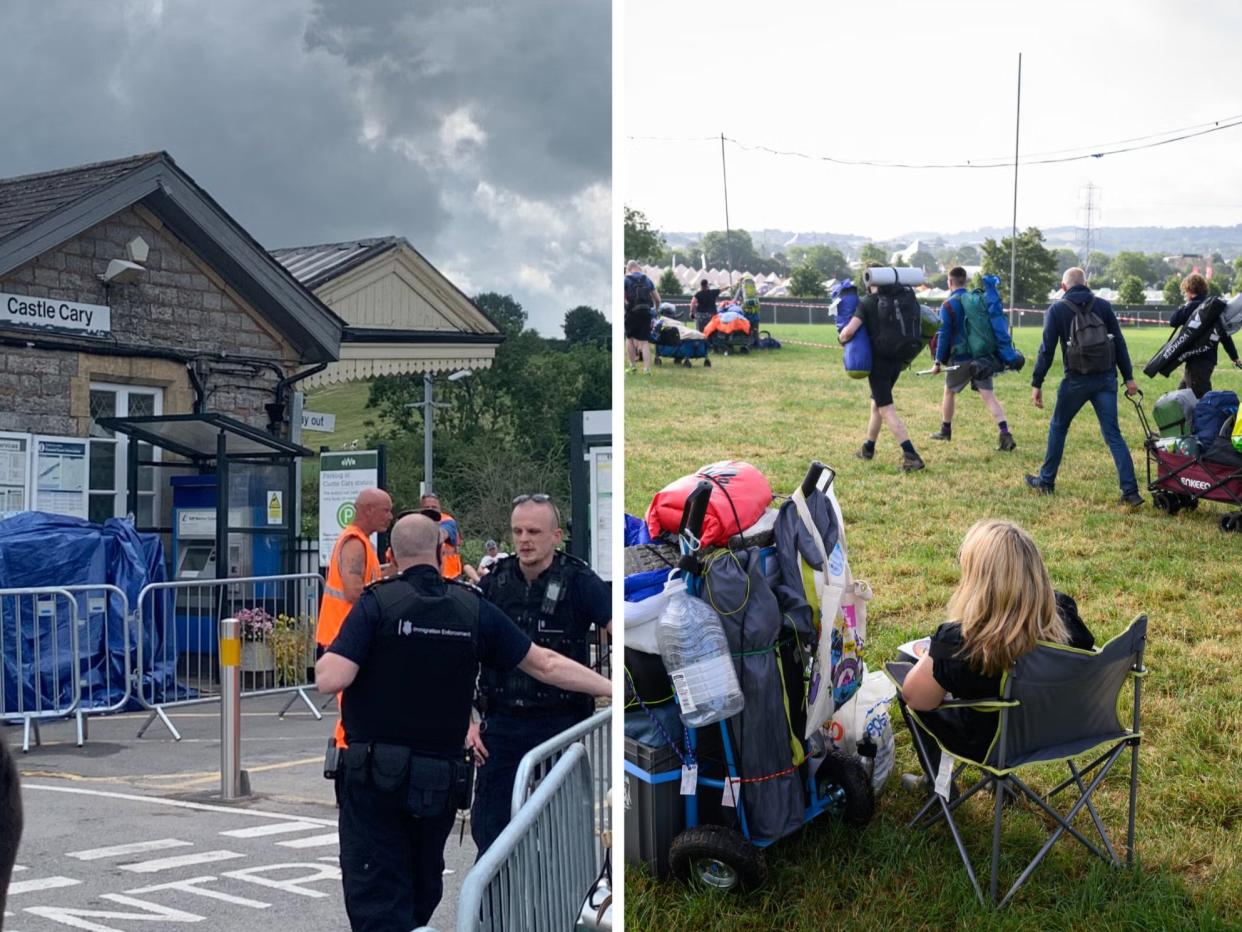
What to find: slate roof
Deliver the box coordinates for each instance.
[0,153,163,240]
[270,237,400,290]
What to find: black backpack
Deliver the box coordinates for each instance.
[1063,296,1115,375]
[870,285,924,364]
[624,273,654,312]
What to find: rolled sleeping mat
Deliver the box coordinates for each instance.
[864,266,925,288]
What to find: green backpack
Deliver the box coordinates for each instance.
[951,290,999,361]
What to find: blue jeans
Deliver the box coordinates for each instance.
[1038,372,1138,496]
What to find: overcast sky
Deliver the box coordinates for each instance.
[625,0,1242,244]
[0,0,610,336]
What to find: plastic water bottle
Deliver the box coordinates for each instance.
[655,593,744,727]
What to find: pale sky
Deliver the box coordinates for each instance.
[624,0,1242,243]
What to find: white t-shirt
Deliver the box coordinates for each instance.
[478,552,508,573]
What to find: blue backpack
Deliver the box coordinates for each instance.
[1193,390,1239,451]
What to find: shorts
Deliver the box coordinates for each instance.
[867,357,903,408]
[946,362,993,394]
[624,307,652,340]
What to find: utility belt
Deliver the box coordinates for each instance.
[333,741,474,817]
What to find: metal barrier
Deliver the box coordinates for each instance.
[134,573,323,740]
[0,584,132,752]
[510,706,611,870]
[451,744,596,932]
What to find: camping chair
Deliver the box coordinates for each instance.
[885,615,1147,909]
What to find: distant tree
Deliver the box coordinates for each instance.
[788,262,827,298]
[1232,256,1242,283]
[1053,248,1080,277]
[700,230,765,273]
[1148,253,1176,283]
[1118,276,1146,305]
[859,243,888,266]
[563,305,610,348]
[624,207,666,264]
[1163,275,1183,307]
[786,244,850,281]
[937,244,980,267]
[927,272,948,290]
[1085,250,1112,280]
[979,227,1059,306]
[1207,277,1224,297]
[907,249,939,273]
[474,292,527,335]
[657,268,683,297]
[1108,251,1153,287]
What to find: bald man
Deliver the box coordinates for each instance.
[317,487,393,750]
[316,514,609,929]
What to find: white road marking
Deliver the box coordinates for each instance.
[120,850,245,873]
[127,876,271,909]
[22,783,336,826]
[220,821,323,838]
[275,832,338,849]
[11,863,27,871]
[68,838,190,861]
[7,876,81,895]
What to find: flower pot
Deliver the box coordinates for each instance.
[241,640,275,690]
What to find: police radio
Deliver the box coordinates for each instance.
[323,737,341,780]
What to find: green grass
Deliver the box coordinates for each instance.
[301,380,391,452]
[624,325,1242,929]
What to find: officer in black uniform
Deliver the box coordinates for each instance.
[467,494,612,857]
[315,513,611,931]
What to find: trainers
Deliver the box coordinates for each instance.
[901,451,926,472]
[1120,492,1145,507]
[929,428,952,441]
[855,444,875,461]
[1024,474,1054,495]
[998,431,1017,452]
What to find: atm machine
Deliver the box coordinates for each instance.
[170,474,283,656]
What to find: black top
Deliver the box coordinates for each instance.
[921,593,1095,762]
[330,565,531,673]
[478,555,612,639]
[693,288,721,316]
[1031,284,1135,387]
[1169,295,1239,366]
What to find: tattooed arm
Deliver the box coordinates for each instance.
[339,537,368,603]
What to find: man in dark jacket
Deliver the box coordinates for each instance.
[1025,267,1143,505]
[1169,272,1241,398]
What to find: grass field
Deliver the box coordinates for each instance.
[623,324,1242,930]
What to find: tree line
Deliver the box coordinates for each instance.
[627,205,1241,305]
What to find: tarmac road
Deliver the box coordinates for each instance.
[4,693,475,931]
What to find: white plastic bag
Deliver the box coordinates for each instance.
[829,668,896,793]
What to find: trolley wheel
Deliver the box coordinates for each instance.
[669,824,766,892]
[682,358,692,368]
[739,345,750,355]
[814,749,875,827]
[1222,514,1241,533]
[654,356,663,366]
[1152,490,1169,512]
[1180,495,1199,511]
[1167,495,1182,516]
[703,357,712,368]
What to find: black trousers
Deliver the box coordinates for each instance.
[339,766,457,931]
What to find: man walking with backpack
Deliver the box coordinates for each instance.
[1025,267,1143,506]
[624,260,660,374]
[839,273,926,471]
[930,267,1016,451]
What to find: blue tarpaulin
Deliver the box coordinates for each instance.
[0,512,182,717]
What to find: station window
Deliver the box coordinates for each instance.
[88,383,163,526]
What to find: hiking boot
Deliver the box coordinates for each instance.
[929,428,952,441]
[1120,491,1145,507]
[1024,474,1054,495]
[855,444,875,461]
[998,431,1017,452]
[901,451,926,472]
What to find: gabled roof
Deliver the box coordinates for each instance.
[0,151,343,364]
[272,235,501,334]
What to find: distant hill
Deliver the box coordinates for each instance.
[666,225,1242,258]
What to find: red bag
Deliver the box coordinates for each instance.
[645,461,773,549]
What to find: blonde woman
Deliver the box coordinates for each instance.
[900,519,1094,774]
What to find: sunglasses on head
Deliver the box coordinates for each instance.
[511,493,552,506]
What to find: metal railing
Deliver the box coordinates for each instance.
[133,573,323,740]
[0,584,132,751]
[449,744,596,932]
[511,706,611,870]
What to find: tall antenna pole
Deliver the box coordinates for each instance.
[1009,53,1022,328]
[721,132,734,287]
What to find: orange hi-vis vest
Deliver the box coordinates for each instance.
[317,524,381,648]
[439,510,463,580]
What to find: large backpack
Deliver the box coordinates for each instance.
[952,290,999,361]
[870,285,924,364]
[1193,390,1239,452]
[624,272,654,312]
[1063,296,1116,375]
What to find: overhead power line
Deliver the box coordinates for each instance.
[628,113,1242,170]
